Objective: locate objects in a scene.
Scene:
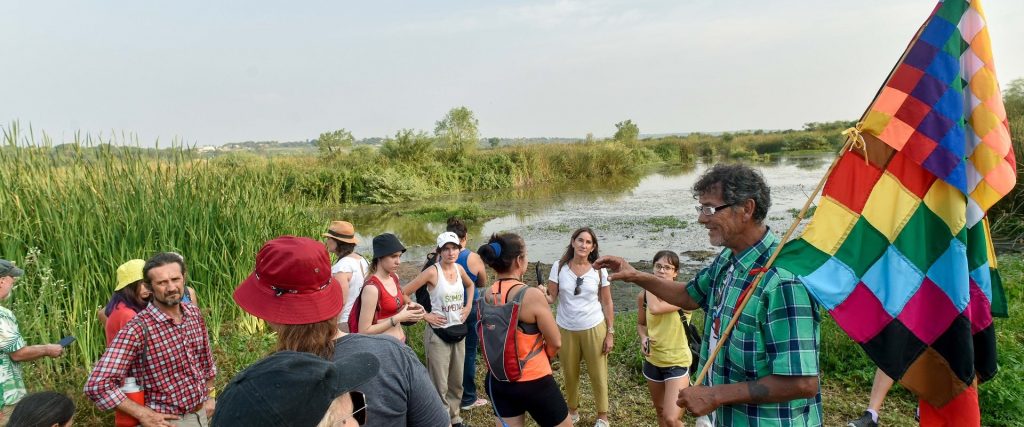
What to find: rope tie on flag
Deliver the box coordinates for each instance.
[842,123,869,164]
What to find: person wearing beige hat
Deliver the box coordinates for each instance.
[98,259,153,345]
[323,221,369,332]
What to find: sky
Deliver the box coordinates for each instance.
[2,1,1022,147]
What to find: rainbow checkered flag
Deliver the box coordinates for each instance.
[775,0,1013,419]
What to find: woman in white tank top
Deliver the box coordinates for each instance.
[323,220,369,332]
[403,232,476,427]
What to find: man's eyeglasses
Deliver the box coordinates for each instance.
[653,263,676,273]
[339,391,367,425]
[574,277,583,296]
[695,203,734,216]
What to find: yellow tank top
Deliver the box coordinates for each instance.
[645,293,692,368]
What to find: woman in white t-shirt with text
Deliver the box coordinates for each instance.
[403,231,475,427]
[323,220,369,332]
[541,226,614,427]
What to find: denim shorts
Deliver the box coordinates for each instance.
[642,360,689,382]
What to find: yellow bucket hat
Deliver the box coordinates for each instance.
[115,259,146,291]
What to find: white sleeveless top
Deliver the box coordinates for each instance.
[429,264,465,328]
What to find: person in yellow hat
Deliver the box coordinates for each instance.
[98,260,152,345]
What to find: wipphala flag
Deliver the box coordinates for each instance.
[774,0,1014,423]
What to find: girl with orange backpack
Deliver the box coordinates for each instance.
[477,233,571,427]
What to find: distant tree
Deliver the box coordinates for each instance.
[317,129,354,159]
[584,132,595,144]
[614,120,639,146]
[487,137,501,149]
[435,106,479,160]
[381,129,435,162]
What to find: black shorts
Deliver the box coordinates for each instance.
[485,374,569,427]
[642,360,689,382]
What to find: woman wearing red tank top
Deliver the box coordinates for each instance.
[357,233,425,343]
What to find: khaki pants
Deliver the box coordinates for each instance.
[424,326,466,425]
[560,323,610,413]
[172,410,209,427]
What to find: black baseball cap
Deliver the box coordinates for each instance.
[212,351,379,426]
[0,260,23,278]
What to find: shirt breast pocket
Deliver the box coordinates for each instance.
[725,317,767,380]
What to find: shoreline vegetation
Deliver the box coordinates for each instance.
[1,81,1021,424]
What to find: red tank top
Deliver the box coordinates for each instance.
[368,273,403,320]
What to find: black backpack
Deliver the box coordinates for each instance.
[416,252,438,313]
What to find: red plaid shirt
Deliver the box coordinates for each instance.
[84,303,216,414]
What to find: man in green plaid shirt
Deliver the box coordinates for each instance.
[597,164,822,426]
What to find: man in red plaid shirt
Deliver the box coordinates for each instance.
[85,253,217,426]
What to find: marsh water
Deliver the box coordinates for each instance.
[338,154,834,309]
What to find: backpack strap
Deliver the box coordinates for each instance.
[507,285,545,362]
[365,275,387,318]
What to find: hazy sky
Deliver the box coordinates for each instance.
[2,1,1022,146]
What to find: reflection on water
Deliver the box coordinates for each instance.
[332,154,835,264]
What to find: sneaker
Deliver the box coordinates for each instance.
[847,411,877,427]
[460,398,489,411]
[594,419,610,427]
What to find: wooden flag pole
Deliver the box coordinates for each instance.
[690,8,933,389]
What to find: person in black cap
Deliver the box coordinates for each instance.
[212,350,378,427]
[351,233,424,342]
[0,259,65,418]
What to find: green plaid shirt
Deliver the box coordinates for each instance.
[686,230,822,426]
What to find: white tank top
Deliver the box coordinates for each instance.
[429,264,465,327]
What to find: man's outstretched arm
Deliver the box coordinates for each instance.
[593,255,699,310]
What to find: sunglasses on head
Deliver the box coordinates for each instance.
[574,277,583,296]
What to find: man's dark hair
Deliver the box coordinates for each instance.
[692,164,771,222]
[143,252,188,284]
[6,391,75,427]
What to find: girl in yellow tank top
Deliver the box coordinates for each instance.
[636,250,691,427]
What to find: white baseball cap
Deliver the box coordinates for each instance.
[436,232,461,249]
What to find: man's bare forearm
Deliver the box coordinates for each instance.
[623,271,699,310]
[712,375,818,406]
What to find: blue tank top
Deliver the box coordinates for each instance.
[457,249,479,303]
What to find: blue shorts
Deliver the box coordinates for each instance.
[642,360,689,382]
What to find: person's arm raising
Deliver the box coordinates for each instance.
[524,286,561,358]
[593,255,698,310]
